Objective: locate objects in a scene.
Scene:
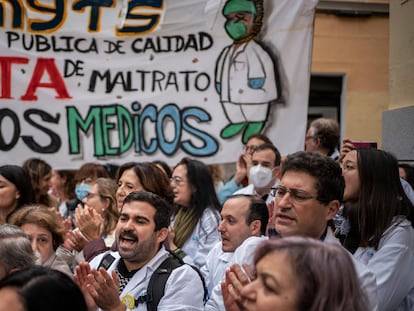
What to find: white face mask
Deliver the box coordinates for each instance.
[249,165,273,189]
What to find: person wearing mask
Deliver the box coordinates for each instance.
[234,143,281,203]
[63,163,109,223]
[234,143,281,235]
[57,178,120,270]
[217,134,272,205]
[222,152,378,311]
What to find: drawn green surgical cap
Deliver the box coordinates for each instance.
[223,0,257,15]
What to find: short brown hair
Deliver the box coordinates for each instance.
[9,205,65,250]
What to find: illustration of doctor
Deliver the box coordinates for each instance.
[215,0,280,143]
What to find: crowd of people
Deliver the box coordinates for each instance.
[1,117,414,311]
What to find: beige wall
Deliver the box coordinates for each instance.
[389,0,414,109]
[312,12,389,145]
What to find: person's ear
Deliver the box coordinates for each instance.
[15,190,21,200]
[103,197,110,210]
[325,200,340,221]
[249,219,261,236]
[157,227,169,243]
[272,166,280,178]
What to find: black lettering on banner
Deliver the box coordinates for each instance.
[0,109,20,151]
[22,109,61,153]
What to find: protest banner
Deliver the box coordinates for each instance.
[0,0,318,168]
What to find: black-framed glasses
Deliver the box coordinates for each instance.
[270,186,318,203]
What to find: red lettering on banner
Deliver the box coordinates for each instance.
[21,58,71,101]
[0,57,29,99]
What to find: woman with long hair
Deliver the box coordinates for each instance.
[0,165,34,224]
[76,178,119,247]
[50,169,77,217]
[22,158,57,208]
[341,148,414,310]
[169,157,221,269]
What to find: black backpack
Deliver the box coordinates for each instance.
[98,251,207,311]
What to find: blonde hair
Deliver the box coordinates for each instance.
[94,178,119,236]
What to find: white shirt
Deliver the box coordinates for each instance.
[200,241,234,296]
[204,236,267,311]
[354,217,414,311]
[206,230,378,311]
[181,208,221,269]
[90,247,205,311]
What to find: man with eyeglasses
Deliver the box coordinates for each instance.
[221,151,379,311]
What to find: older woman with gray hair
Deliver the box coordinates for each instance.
[0,224,36,280]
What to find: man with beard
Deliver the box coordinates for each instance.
[75,191,205,311]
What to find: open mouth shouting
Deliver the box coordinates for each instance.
[118,231,138,248]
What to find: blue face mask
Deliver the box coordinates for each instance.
[75,184,91,201]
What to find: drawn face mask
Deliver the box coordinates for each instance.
[249,165,273,189]
[225,20,248,40]
[75,183,91,201]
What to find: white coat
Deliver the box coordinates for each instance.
[90,247,205,311]
[204,236,267,311]
[200,241,234,296]
[181,208,221,269]
[216,40,278,104]
[354,217,414,311]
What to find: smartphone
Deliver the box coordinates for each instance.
[351,141,377,149]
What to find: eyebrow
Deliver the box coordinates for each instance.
[120,212,149,220]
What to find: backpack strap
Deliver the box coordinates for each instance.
[98,252,116,270]
[145,255,182,311]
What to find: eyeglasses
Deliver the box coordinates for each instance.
[305,135,316,141]
[170,176,185,186]
[270,186,319,203]
[242,145,258,153]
